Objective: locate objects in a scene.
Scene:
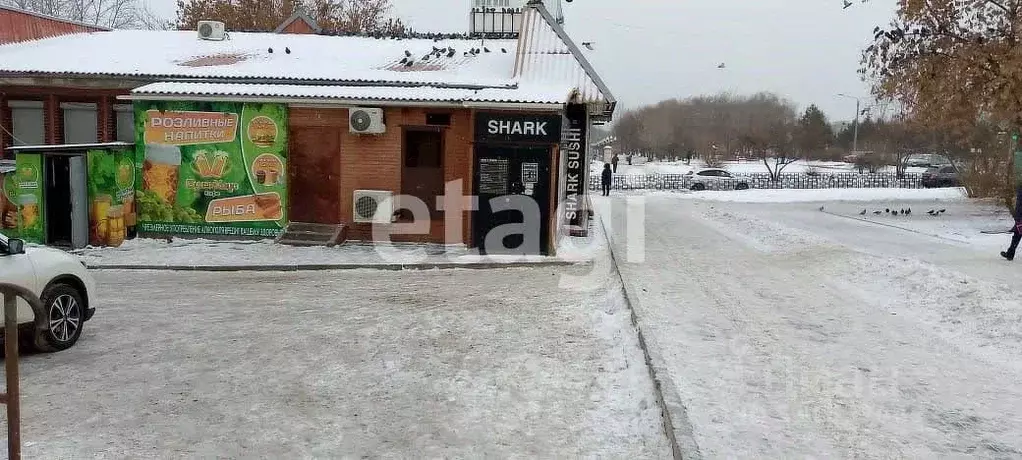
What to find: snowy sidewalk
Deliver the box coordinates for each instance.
[7,265,669,457]
[76,229,603,270]
[602,194,1022,457]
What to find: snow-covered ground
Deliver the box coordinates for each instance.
[5,265,670,457]
[636,186,969,203]
[76,226,603,268]
[601,192,1022,457]
[593,159,931,176]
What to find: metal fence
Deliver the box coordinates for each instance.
[589,172,924,191]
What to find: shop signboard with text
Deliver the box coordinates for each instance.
[134,101,288,238]
[474,112,563,144]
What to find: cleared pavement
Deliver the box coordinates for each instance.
[604,195,1022,458]
[4,267,670,458]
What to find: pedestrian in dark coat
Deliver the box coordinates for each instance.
[1001,185,1022,261]
[601,163,613,196]
[611,154,619,173]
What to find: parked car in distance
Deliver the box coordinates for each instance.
[920,165,960,188]
[0,232,96,351]
[686,168,750,191]
[906,153,952,168]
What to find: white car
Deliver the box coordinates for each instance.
[686,168,750,191]
[0,232,96,352]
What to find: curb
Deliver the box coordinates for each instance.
[85,259,586,272]
[598,201,702,460]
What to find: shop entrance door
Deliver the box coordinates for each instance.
[472,146,551,255]
[44,154,88,249]
[288,127,342,223]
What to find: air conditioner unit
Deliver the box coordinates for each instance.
[197,21,227,41]
[353,190,395,224]
[349,108,386,134]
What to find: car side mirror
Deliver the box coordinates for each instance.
[6,238,25,255]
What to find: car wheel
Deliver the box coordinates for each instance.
[735,183,749,190]
[690,183,706,191]
[34,283,85,352]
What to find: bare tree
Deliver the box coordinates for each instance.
[1,0,161,29]
[734,93,799,181]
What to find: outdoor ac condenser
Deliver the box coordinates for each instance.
[349,108,386,134]
[197,21,227,40]
[353,190,394,224]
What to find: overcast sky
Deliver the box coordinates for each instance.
[146,0,898,122]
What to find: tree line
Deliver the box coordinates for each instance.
[1,0,404,33]
[611,92,964,179]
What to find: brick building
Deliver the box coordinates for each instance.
[0,1,614,254]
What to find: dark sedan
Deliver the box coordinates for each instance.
[920,165,960,188]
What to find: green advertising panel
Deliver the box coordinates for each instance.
[1,171,20,237]
[87,148,136,247]
[134,101,288,238]
[11,154,45,243]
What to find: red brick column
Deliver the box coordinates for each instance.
[97,96,114,143]
[0,95,11,159]
[43,94,62,145]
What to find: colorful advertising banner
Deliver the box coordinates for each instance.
[87,148,136,247]
[9,154,45,243]
[1,170,20,237]
[134,101,288,238]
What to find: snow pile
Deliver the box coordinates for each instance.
[76,228,602,268]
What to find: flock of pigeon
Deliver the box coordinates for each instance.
[398,45,507,67]
[857,207,947,217]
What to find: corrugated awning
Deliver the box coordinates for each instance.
[5,142,134,153]
[127,82,574,111]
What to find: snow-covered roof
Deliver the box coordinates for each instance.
[0,29,518,87]
[0,3,615,118]
[515,5,613,114]
[129,82,574,106]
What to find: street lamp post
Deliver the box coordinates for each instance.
[837,93,861,154]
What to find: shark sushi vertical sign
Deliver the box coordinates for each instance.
[135,101,289,237]
[561,104,587,228]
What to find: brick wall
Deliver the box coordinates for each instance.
[43,94,62,144]
[1,86,129,148]
[0,95,11,157]
[288,106,474,245]
[97,95,114,142]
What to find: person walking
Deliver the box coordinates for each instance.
[1001,186,1022,261]
[611,153,619,173]
[601,163,613,197]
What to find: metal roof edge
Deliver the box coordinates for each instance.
[120,91,564,111]
[524,1,616,109]
[5,141,133,152]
